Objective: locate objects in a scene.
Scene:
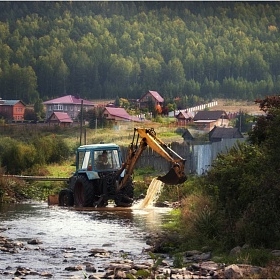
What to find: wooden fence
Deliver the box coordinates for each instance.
[121,138,246,176]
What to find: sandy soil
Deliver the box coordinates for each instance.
[209,99,262,115]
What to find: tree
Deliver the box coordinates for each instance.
[200,95,280,247]
[33,98,45,120]
[24,108,37,121]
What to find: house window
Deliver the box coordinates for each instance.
[48,106,52,111]
[70,106,73,111]
[64,105,67,111]
[54,104,63,111]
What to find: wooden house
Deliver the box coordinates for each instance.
[0,99,26,121]
[193,110,229,131]
[209,126,243,142]
[138,91,164,110]
[182,129,195,142]
[102,107,141,122]
[46,112,73,127]
[176,111,194,126]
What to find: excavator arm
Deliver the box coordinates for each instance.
[116,128,187,191]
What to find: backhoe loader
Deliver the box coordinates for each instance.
[58,128,187,208]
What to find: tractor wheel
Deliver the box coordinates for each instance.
[73,175,95,207]
[114,176,134,207]
[58,189,74,207]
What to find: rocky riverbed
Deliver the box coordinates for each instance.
[0,229,275,279]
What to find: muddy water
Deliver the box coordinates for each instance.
[0,201,172,279]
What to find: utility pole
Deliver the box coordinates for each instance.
[79,100,83,146]
[239,110,242,133]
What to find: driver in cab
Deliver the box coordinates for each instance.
[97,151,111,169]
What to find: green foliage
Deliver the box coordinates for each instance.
[173,252,184,268]
[21,181,66,201]
[173,96,280,251]
[0,2,279,102]
[0,175,29,203]
[126,252,163,279]
[0,135,71,174]
[217,248,275,267]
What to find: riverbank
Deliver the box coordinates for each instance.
[0,227,275,279]
[0,202,279,279]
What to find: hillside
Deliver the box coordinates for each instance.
[0,2,279,106]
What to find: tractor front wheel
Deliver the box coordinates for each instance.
[73,175,95,207]
[58,189,74,207]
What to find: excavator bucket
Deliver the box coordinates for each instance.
[157,161,187,185]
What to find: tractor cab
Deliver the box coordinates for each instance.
[76,143,122,172]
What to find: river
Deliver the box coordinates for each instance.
[0,201,172,279]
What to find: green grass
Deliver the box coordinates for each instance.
[46,160,75,177]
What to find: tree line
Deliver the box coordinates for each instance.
[0,2,279,108]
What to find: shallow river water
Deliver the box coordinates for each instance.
[0,201,172,279]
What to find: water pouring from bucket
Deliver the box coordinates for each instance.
[157,159,187,185]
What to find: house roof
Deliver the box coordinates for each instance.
[182,129,194,140]
[176,111,194,119]
[48,112,73,123]
[43,95,95,106]
[193,110,228,121]
[209,126,243,139]
[140,91,164,103]
[0,100,26,106]
[104,107,141,122]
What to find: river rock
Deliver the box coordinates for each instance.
[27,238,42,245]
[86,264,97,272]
[102,242,114,247]
[132,263,151,270]
[88,275,101,279]
[107,262,132,270]
[271,249,280,256]
[65,265,83,271]
[230,246,242,255]
[40,271,53,277]
[224,264,243,279]
[114,269,127,278]
[89,248,110,257]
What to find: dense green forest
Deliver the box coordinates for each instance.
[0,1,280,106]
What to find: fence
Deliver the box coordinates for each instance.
[121,138,246,177]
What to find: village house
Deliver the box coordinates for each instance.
[0,99,26,121]
[102,107,141,122]
[102,106,142,130]
[182,128,195,142]
[193,110,229,131]
[176,111,194,126]
[46,112,73,127]
[138,90,164,111]
[43,95,95,121]
[209,126,243,142]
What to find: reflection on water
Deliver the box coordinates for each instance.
[0,202,172,278]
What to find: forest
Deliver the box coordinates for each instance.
[0,1,280,107]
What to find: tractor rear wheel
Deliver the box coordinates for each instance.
[73,175,95,207]
[58,189,74,207]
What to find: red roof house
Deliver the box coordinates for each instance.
[176,111,194,126]
[138,90,164,110]
[46,112,73,127]
[103,107,141,122]
[43,95,95,120]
